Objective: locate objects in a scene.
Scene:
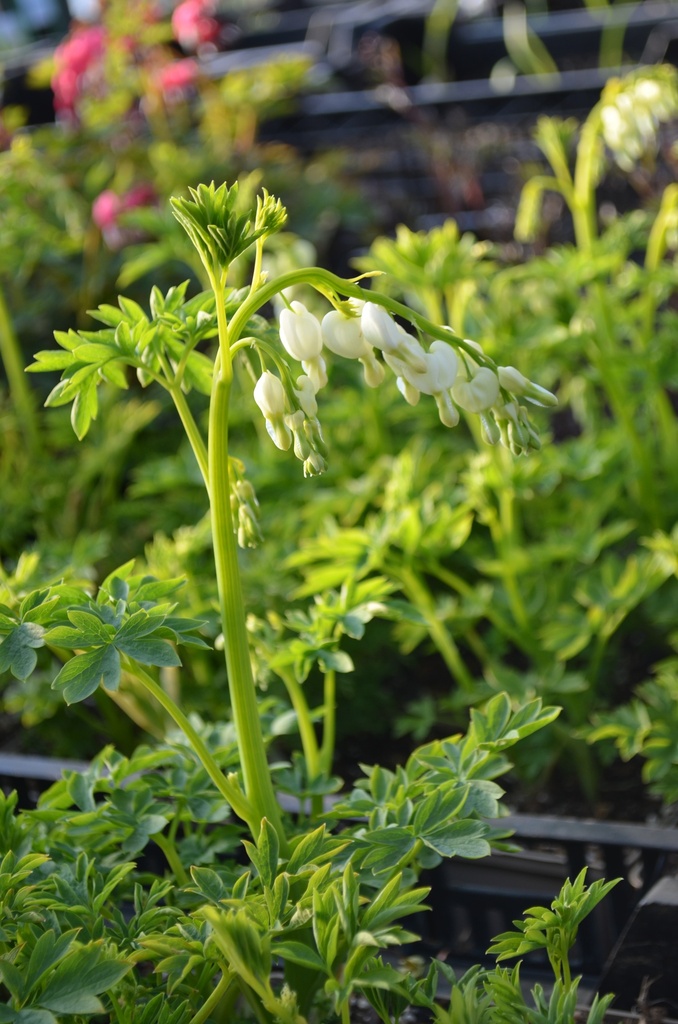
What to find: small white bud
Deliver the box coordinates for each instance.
[294,375,318,417]
[497,365,558,407]
[253,370,286,418]
[253,371,291,450]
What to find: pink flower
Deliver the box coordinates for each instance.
[52,25,106,118]
[92,184,155,248]
[154,58,198,100]
[121,183,156,210]
[171,0,219,51]
[92,190,122,231]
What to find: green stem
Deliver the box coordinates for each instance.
[570,118,661,526]
[319,668,336,777]
[429,561,538,656]
[209,280,288,849]
[153,832,189,886]
[125,659,255,829]
[396,565,476,694]
[168,383,209,486]
[0,282,40,452]
[278,666,321,781]
[188,971,235,1024]
[496,464,530,634]
[227,269,493,370]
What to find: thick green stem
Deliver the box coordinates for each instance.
[209,282,288,849]
[188,971,235,1024]
[0,282,40,452]
[126,659,255,829]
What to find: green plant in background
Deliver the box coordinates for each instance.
[0,179,573,1021]
[283,65,678,803]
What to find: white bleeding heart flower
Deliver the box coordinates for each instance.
[279,301,323,360]
[452,366,500,413]
[279,301,327,389]
[321,309,368,359]
[361,303,427,373]
[321,307,385,387]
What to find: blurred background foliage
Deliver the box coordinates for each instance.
[2,0,678,818]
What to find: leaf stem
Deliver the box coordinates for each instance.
[153,832,189,886]
[168,383,209,486]
[278,666,321,782]
[124,658,255,829]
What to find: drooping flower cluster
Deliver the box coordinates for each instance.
[253,298,556,472]
[600,69,678,172]
[253,369,328,478]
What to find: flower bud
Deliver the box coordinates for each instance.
[497,365,557,407]
[480,412,501,445]
[451,366,500,412]
[304,450,327,477]
[253,371,291,450]
[294,375,318,418]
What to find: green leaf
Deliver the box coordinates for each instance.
[189,866,226,905]
[0,623,45,679]
[421,819,490,859]
[27,350,74,372]
[52,646,121,703]
[24,930,78,999]
[0,959,25,1001]
[67,610,114,643]
[114,637,181,667]
[317,650,354,673]
[70,374,98,440]
[273,941,326,973]
[38,948,130,1014]
[256,818,280,890]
